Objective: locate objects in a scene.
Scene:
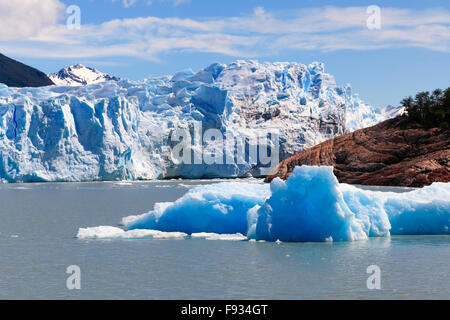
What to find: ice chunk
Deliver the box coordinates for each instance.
[124,182,270,234]
[252,166,370,242]
[383,182,450,235]
[76,226,187,239]
[190,232,247,241]
[119,166,450,242]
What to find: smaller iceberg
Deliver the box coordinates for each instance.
[190,233,248,241]
[78,166,450,242]
[76,226,247,241]
[76,226,187,239]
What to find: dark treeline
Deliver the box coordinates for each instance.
[401,87,450,129]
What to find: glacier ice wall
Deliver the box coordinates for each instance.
[109,166,449,242]
[1,61,401,182]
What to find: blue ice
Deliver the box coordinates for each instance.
[124,166,450,242]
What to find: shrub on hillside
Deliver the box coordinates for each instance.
[401,87,450,129]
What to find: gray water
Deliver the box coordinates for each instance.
[0,181,448,299]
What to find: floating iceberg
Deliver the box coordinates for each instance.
[78,166,450,242]
[190,233,247,241]
[76,226,187,240]
[125,182,271,235]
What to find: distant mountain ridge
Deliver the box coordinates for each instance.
[0,53,54,87]
[48,64,120,86]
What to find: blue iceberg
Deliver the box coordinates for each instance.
[84,166,449,242]
[252,166,384,242]
[124,182,271,235]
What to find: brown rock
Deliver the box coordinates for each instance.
[266,117,450,187]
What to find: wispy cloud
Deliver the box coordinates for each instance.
[112,0,190,8]
[1,4,449,60]
[0,0,64,41]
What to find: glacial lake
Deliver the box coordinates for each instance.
[0,180,448,299]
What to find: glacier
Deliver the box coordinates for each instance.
[77,166,450,242]
[0,60,402,182]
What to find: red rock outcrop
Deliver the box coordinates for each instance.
[266,117,450,187]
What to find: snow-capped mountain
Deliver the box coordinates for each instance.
[379,104,405,119]
[0,60,402,182]
[48,64,120,86]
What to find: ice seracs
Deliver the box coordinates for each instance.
[48,64,120,86]
[0,60,403,182]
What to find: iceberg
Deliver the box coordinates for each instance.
[76,226,187,239]
[190,233,248,241]
[252,166,379,242]
[76,227,248,241]
[79,166,450,242]
[125,182,271,235]
[0,61,402,183]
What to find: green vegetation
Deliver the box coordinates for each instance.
[401,87,450,129]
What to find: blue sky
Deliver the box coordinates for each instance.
[1,0,449,107]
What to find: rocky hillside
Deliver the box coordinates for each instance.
[266,117,450,187]
[0,53,54,87]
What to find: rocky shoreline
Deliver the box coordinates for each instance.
[266,117,450,187]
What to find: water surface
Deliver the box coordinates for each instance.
[0,181,448,299]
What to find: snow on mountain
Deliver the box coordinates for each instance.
[379,104,405,119]
[0,60,402,182]
[48,64,120,86]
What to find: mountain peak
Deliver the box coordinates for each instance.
[48,64,119,86]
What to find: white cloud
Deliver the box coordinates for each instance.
[0,0,65,41]
[112,0,190,8]
[1,5,450,59]
[169,0,191,6]
[123,0,138,8]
